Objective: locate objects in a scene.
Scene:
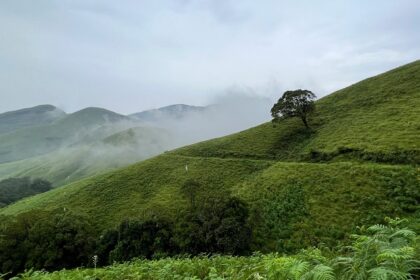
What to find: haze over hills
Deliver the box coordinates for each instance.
[0,97,271,186]
[0,105,65,135]
[130,104,206,122]
[0,107,133,164]
[2,61,418,252]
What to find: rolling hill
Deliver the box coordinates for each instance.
[0,107,176,186]
[0,126,173,186]
[1,61,419,251]
[130,104,206,122]
[0,107,129,164]
[0,99,271,187]
[0,105,65,135]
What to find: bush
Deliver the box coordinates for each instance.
[108,219,175,263]
[0,209,95,276]
[174,196,252,255]
[0,177,52,207]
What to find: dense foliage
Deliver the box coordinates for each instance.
[0,196,252,276]
[100,219,175,263]
[0,177,51,207]
[95,196,252,266]
[10,219,419,280]
[0,209,95,277]
[173,196,252,255]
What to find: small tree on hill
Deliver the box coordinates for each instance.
[271,89,316,129]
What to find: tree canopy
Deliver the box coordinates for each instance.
[271,89,316,129]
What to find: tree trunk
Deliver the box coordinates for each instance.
[301,116,309,129]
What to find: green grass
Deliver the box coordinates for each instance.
[0,155,273,229]
[0,126,172,186]
[1,61,419,251]
[175,61,420,163]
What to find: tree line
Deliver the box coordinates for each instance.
[0,177,52,208]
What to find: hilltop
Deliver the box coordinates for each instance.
[130,104,206,122]
[0,107,131,164]
[0,105,65,135]
[1,61,419,251]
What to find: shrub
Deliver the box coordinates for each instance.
[107,219,175,263]
[174,196,252,255]
[0,209,95,276]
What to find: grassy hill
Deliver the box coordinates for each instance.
[1,61,419,251]
[0,106,179,186]
[0,107,129,164]
[130,104,206,122]
[175,61,420,163]
[0,126,173,186]
[0,105,65,135]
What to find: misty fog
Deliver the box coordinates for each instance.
[0,93,273,186]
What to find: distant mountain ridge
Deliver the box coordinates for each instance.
[0,105,66,135]
[0,106,138,164]
[130,104,206,122]
[0,100,269,186]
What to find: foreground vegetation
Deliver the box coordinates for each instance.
[9,218,420,280]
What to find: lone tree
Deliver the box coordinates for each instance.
[271,89,316,129]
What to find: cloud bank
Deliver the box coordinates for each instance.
[0,0,419,113]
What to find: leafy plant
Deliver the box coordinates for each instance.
[334,218,419,279]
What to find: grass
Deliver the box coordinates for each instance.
[0,126,172,186]
[1,61,419,252]
[174,60,420,163]
[0,158,417,251]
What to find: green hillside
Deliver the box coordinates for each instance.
[0,126,173,186]
[175,61,420,163]
[0,107,128,164]
[1,61,419,251]
[0,105,65,135]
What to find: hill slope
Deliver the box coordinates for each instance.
[0,107,130,164]
[1,61,419,251]
[130,104,206,122]
[0,126,173,186]
[175,61,420,163]
[0,105,65,135]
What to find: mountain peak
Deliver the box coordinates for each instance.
[130,104,206,122]
[0,104,66,134]
[63,107,128,125]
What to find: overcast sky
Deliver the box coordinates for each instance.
[0,0,419,114]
